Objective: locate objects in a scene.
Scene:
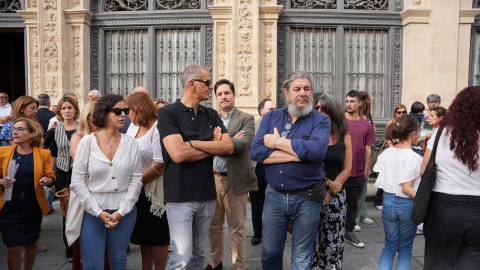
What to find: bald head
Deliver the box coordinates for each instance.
[181,65,209,89]
[132,86,150,96]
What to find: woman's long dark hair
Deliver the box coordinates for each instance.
[318,94,348,142]
[441,86,480,171]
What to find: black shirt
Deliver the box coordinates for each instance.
[158,99,227,202]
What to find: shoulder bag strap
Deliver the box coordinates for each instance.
[430,125,445,166]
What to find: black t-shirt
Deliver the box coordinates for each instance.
[158,99,227,203]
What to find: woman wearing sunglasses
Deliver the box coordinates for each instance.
[70,94,142,269]
[44,96,79,261]
[0,118,55,270]
[312,94,352,270]
[386,104,407,129]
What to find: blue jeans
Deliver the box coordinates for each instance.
[165,200,215,270]
[378,192,417,270]
[80,207,137,270]
[44,186,53,210]
[262,185,322,270]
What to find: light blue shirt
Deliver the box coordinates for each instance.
[213,108,235,173]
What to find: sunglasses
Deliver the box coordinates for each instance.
[281,122,293,138]
[314,104,328,112]
[110,108,130,116]
[396,111,407,115]
[192,79,212,87]
[12,127,31,132]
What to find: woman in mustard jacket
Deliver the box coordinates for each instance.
[0,118,56,270]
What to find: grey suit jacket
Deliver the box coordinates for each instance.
[224,108,258,194]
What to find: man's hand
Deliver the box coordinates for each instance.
[213,126,223,141]
[263,127,281,149]
[233,130,245,139]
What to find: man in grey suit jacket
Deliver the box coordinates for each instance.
[205,79,257,270]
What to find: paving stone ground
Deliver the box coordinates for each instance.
[0,182,425,269]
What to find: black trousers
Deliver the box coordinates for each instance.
[249,163,267,238]
[343,175,365,232]
[424,192,480,270]
[55,167,73,258]
[375,188,384,206]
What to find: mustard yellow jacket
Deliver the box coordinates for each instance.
[0,146,56,215]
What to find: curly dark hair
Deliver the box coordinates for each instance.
[441,86,480,171]
[92,94,124,128]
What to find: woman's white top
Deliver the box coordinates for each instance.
[427,128,480,196]
[70,133,143,217]
[125,123,163,170]
[374,147,423,198]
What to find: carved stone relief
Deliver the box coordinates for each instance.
[393,28,401,106]
[31,0,36,8]
[277,25,286,108]
[32,29,40,96]
[43,0,59,98]
[217,23,227,77]
[75,0,80,6]
[237,0,253,97]
[73,27,82,99]
[264,23,274,97]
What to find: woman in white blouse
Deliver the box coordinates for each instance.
[421,86,480,270]
[70,94,142,269]
[126,92,169,270]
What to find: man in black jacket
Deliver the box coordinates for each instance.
[36,94,56,135]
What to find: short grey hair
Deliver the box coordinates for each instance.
[426,94,441,104]
[181,65,207,89]
[282,71,312,91]
[37,94,50,106]
[90,90,102,99]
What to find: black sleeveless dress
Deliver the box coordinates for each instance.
[0,152,42,247]
[312,137,346,270]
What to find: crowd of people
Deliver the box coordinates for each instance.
[0,65,479,270]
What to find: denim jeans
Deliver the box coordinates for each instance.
[80,207,137,270]
[378,192,417,270]
[165,200,215,270]
[262,185,322,270]
[44,186,53,210]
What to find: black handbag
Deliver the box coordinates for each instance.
[411,125,444,225]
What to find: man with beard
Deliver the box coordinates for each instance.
[250,71,330,269]
[343,90,376,248]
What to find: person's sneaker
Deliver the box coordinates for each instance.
[360,218,374,224]
[354,225,361,232]
[416,228,423,235]
[375,205,383,210]
[345,231,365,248]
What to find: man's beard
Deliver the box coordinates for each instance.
[286,96,313,117]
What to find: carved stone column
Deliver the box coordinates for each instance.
[401,0,480,107]
[209,0,282,116]
[18,0,92,106]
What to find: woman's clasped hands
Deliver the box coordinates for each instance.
[99,211,123,228]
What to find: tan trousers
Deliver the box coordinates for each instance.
[209,174,248,268]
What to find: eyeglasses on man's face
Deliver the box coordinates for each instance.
[0,96,7,99]
[110,108,130,116]
[192,79,212,87]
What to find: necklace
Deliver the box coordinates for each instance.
[99,132,120,149]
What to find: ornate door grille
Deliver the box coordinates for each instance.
[91,0,213,105]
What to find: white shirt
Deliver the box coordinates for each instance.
[0,103,12,118]
[126,123,163,170]
[427,128,480,196]
[70,133,143,217]
[373,147,423,198]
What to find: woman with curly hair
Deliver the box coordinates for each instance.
[421,86,480,269]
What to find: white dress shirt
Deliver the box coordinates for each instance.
[70,133,143,217]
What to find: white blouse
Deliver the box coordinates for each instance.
[70,133,143,217]
[125,123,163,170]
[373,147,423,198]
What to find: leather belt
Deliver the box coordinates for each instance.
[214,172,228,177]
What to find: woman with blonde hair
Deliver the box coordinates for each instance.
[126,92,169,270]
[0,96,39,146]
[386,104,407,129]
[0,118,56,270]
